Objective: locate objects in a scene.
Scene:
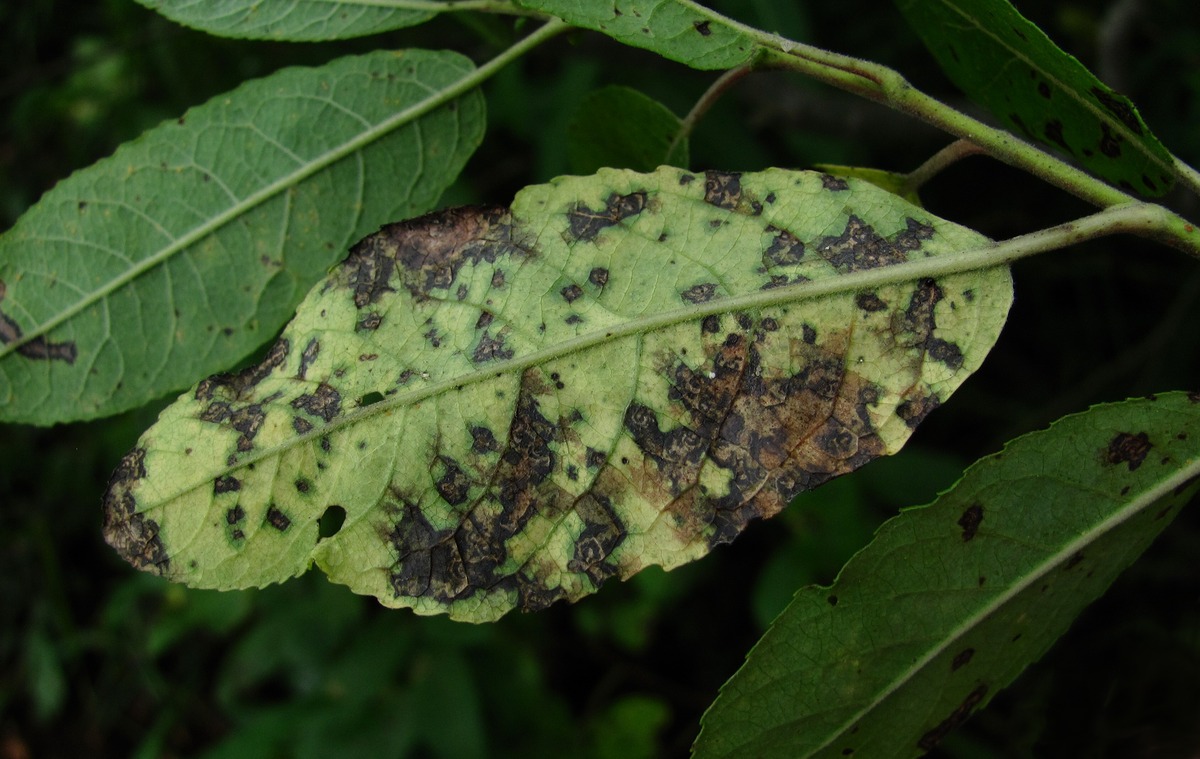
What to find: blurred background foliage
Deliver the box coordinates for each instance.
[2,1,1199,756]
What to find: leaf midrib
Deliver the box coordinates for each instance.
[794,449,1200,758]
[0,19,568,360]
[154,242,1014,505]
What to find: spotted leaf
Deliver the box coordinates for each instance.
[695,392,1200,758]
[895,0,1175,197]
[103,167,1012,622]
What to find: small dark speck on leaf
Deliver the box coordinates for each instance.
[694,20,711,35]
[958,503,983,541]
[1104,431,1151,471]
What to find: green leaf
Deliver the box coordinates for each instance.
[135,0,440,40]
[0,50,485,425]
[515,0,757,69]
[567,85,689,174]
[103,166,1012,622]
[694,392,1200,759]
[895,0,1175,197]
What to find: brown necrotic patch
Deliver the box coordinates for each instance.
[896,393,941,428]
[435,456,472,506]
[893,278,964,370]
[102,447,169,574]
[561,284,583,303]
[1090,86,1143,134]
[470,425,500,454]
[703,170,742,210]
[357,312,382,331]
[473,330,513,363]
[1044,119,1070,152]
[763,226,805,268]
[958,503,983,541]
[1104,431,1151,471]
[354,206,529,301]
[855,292,888,312]
[196,338,290,402]
[918,685,988,752]
[266,506,291,531]
[893,217,935,250]
[681,283,718,304]
[0,281,78,364]
[566,191,648,242]
[817,215,908,273]
[214,475,241,494]
[1098,123,1122,158]
[388,497,469,603]
[821,174,849,191]
[567,491,627,585]
[589,267,609,287]
[297,338,320,379]
[291,383,342,423]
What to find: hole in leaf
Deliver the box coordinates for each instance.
[359,391,385,407]
[318,505,346,539]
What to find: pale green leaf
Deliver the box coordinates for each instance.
[515,0,757,69]
[0,50,485,425]
[136,0,443,41]
[694,392,1200,758]
[103,167,1012,622]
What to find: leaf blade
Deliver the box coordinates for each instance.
[694,392,1200,758]
[514,0,758,69]
[104,167,1012,622]
[136,0,437,41]
[895,0,1175,196]
[0,49,486,425]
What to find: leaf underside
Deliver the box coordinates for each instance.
[0,50,484,425]
[694,392,1200,759]
[137,0,435,41]
[103,167,1012,623]
[895,0,1175,197]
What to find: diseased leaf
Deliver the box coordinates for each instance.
[694,392,1200,759]
[0,50,485,425]
[813,164,922,206]
[136,0,437,41]
[567,85,689,174]
[895,0,1175,196]
[103,167,1012,622]
[514,0,757,70]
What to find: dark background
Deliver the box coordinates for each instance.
[2,1,1199,756]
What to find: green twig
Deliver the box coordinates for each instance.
[668,64,753,162]
[903,139,988,195]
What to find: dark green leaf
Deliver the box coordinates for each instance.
[895,0,1175,196]
[515,0,757,70]
[567,85,689,174]
[695,392,1200,758]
